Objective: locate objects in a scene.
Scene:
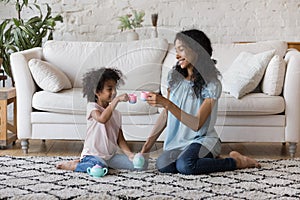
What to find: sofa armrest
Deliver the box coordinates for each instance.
[283,49,300,142]
[10,47,43,139]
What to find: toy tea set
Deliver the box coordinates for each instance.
[87,165,108,178]
[132,153,145,169]
[128,93,147,170]
[128,91,150,104]
[87,153,145,178]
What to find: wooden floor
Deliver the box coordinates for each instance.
[0,139,299,159]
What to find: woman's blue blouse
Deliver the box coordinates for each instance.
[164,70,222,157]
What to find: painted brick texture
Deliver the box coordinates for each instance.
[1,0,300,43]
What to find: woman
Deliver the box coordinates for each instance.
[141,29,260,174]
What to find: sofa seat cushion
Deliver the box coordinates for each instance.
[218,93,285,115]
[32,88,158,115]
[215,115,285,126]
[32,88,86,114]
[31,111,161,126]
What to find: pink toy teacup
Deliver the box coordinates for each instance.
[140,91,150,101]
[128,94,137,104]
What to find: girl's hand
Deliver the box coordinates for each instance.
[128,152,135,161]
[147,92,166,107]
[116,93,129,102]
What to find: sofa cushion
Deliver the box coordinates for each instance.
[32,88,158,115]
[222,50,275,99]
[218,93,285,115]
[261,55,286,96]
[212,41,288,73]
[31,111,161,126]
[161,44,176,97]
[43,38,169,92]
[28,59,72,92]
[32,88,86,114]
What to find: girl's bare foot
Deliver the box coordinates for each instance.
[56,160,80,171]
[229,151,261,169]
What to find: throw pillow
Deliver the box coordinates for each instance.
[28,59,72,92]
[222,50,275,99]
[261,55,286,95]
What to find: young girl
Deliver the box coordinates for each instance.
[56,68,147,172]
[141,29,261,174]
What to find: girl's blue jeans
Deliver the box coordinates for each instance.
[156,143,237,175]
[75,154,148,173]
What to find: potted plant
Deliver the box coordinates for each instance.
[0,19,14,80]
[0,0,63,84]
[117,9,145,41]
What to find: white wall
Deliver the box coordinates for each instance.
[1,0,300,43]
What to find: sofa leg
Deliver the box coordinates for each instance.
[288,142,297,159]
[21,139,29,154]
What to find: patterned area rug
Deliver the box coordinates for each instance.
[0,156,300,200]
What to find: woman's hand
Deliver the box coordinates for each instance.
[146,92,167,108]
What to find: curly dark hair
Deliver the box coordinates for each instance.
[82,67,124,102]
[169,29,221,97]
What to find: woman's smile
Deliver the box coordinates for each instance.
[177,58,186,67]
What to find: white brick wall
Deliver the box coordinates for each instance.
[1,0,300,43]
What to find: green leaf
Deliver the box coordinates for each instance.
[48,31,53,40]
[15,2,20,12]
[5,44,18,52]
[27,16,42,24]
[45,19,55,27]
[13,31,22,50]
[4,26,13,43]
[12,18,21,27]
[19,25,34,38]
[15,28,27,50]
[53,15,63,23]
[45,4,51,19]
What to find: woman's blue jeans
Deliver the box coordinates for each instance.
[156,143,237,175]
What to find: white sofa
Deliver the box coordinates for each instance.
[10,38,300,157]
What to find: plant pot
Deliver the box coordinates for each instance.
[127,30,139,41]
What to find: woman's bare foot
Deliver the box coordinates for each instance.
[56,160,80,171]
[229,151,261,169]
